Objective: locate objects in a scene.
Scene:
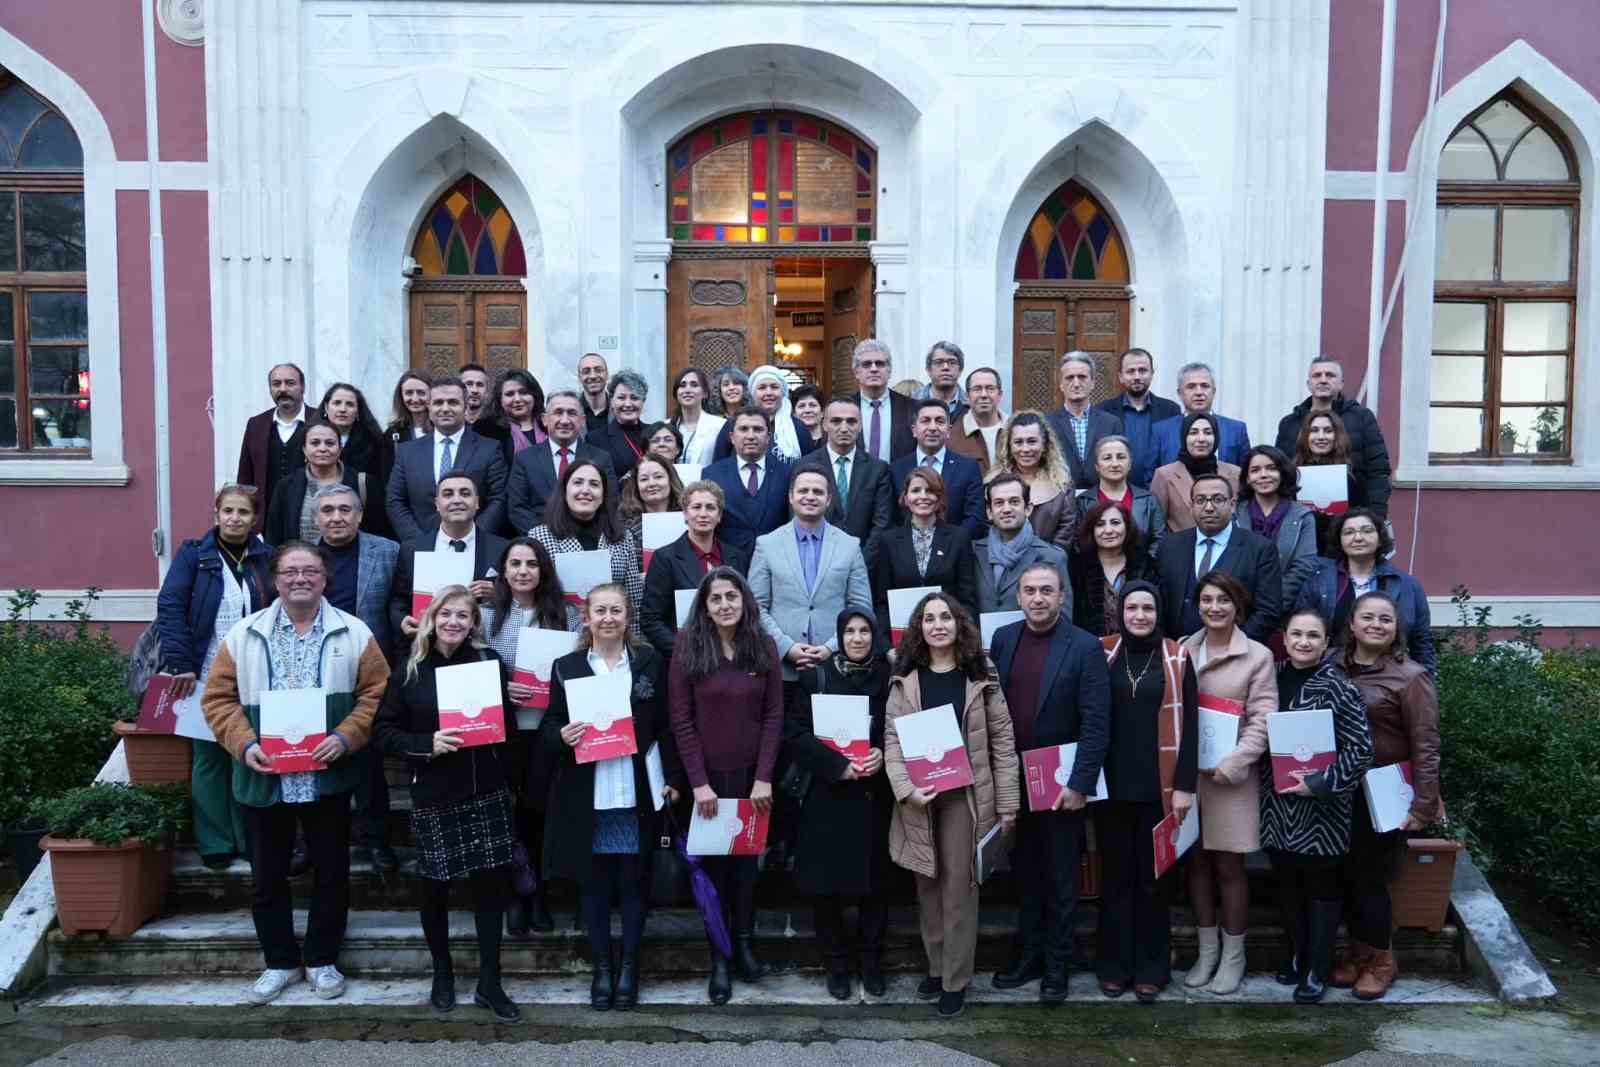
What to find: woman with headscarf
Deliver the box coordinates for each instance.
[710,364,817,464]
[1150,412,1241,533]
[785,608,895,1001]
[1095,581,1198,1002]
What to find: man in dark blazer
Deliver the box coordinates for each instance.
[1095,348,1182,487]
[236,362,308,520]
[989,560,1110,1000]
[640,480,754,658]
[702,408,791,554]
[1154,473,1281,641]
[385,375,508,542]
[388,473,510,643]
[1149,362,1252,470]
[889,398,986,538]
[852,339,916,464]
[1044,351,1124,490]
[505,388,617,533]
[794,395,894,555]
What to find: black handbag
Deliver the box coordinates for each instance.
[776,758,813,803]
[648,808,692,906]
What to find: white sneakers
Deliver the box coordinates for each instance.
[248,967,303,1005]
[309,964,347,999]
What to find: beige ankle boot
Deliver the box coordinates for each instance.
[1206,929,1247,995]
[1184,925,1220,988]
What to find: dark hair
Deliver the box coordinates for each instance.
[676,566,776,681]
[1294,410,1353,467]
[619,455,685,521]
[460,362,488,378]
[789,383,825,418]
[1193,570,1253,624]
[268,540,328,579]
[387,370,433,437]
[1076,498,1144,559]
[541,459,622,542]
[301,417,343,454]
[911,396,951,423]
[708,366,750,416]
[965,366,1002,391]
[1283,605,1332,638]
[984,471,1031,507]
[729,404,773,432]
[435,471,481,498]
[268,362,306,387]
[488,537,570,638]
[671,368,713,422]
[925,341,965,371]
[485,368,545,429]
[1342,591,1408,662]
[1327,507,1393,565]
[1118,347,1154,371]
[892,593,989,682]
[1238,445,1300,501]
[643,420,684,460]
[826,393,861,411]
[1191,472,1233,499]
[899,466,948,522]
[317,382,384,447]
[430,374,466,396]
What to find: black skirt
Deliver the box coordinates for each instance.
[411,787,515,882]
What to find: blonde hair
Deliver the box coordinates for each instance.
[576,581,644,651]
[405,585,488,683]
[990,409,1073,491]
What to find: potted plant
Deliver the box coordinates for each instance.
[1533,406,1564,454]
[1389,836,1464,930]
[1497,421,1519,455]
[36,782,185,937]
[113,688,193,785]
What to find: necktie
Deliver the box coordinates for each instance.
[1197,537,1216,578]
[922,453,937,469]
[869,399,883,458]
[438,435,454,483]
[745,462,760,496]
[835,456,850,509]
[449,539,466,553]
[558,447,570,480]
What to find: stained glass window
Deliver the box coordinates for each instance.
[1014,181,1128,283]
[410,174,527,276]
[667,111,876,244]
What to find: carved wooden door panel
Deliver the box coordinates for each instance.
[1010,292,1130,410]
[473,291,525,374]
[1072,297,1130,404]
[409,291,470,378]
[823,259,874,395]
[409,288,528,375]
[667,258,773,385]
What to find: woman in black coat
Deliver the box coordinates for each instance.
[541,582,684,1012]
[1068,498,1152,637]
[871,467,978,621]
[786,608,895,1000]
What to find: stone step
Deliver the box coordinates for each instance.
[48,907,1465,979]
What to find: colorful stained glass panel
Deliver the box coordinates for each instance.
[410,174,528,275]
[691,142,749,225]
[1013,180,1129,284]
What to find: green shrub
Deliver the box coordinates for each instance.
[1437,588,1600,935]
[33,782,186,847]
[0,589,128,827]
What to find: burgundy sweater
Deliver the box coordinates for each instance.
[1003,623,1055,751]
[668,639,785,789]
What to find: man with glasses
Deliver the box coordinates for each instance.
[1152,473,1280,640]
[915,341,970,422]
[852,339,915,464]
[948,367,1006,473]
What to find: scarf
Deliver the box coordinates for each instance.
[831,607,888,677]
[985,520,1042,585]
[747,364,802,460]
[1178,411,1221,479]
[1248,497,1291,544]
[1102,579,1187,816]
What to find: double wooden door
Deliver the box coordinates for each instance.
[408,283,527,376]
[1010,287,1131,412]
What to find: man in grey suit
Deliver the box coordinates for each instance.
[311,484,402,872]
[385,375,508,541]
[747,467,873,682]
[974,473,1071,613]
[794,395,894,557]
[1044,351,1124,490]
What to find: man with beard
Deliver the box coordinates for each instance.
[1095,348,1181,487]
[237,362,309,519]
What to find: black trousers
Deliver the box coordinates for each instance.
[1095,800,1172,987]
[351,746,390,847]
[243,793,352,969]
[813,893,889,971]
[700,855,760,949]
[1340,800,1404,949]
[1010,807,1086,975]
[581,853,647,960]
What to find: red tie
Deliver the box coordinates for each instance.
[745,462,760,496]
[558,447,570,479]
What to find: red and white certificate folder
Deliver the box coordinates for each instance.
[1267,707,1336,793]
[411,550,474,618]
[1021,743,1107,812]
[1299,463,1349,516]
[435,659,506,748]
[686,799,770,856]
[1363,761,1416,833]
[886,585,942,644]
[555,549,612,610]
[674,587,698,627]
[511,627,578,722]
[895,705,974,794]
[1197,693,1243,771]
[258,688,328,773]
[641,511,687,572]
[1153,796,1201,879]
[136,673,180,733]
[564,671,638,764]
[812,694,870,761]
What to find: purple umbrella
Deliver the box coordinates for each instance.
[668,810,733,960]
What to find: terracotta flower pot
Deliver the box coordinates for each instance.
[114,721,192,784]
[41,834,172,937]
[1389,838,1462,931]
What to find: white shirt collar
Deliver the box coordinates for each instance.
[549,437,578,457]
[962,409,1004,436]
[273,405,305,430]
[828,444,854,463]
[436,426,465,446]
[434,525,477,552]
[585,645,631,675]
[739,453,767,472]
[917,446,948,467]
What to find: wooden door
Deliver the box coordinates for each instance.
[823,259,874,395]
[409,290,470,378]
[666,258,773,384]
[1010,291,1131,410]
[408,288,527,375]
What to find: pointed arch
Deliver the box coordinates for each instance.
[1013,180,1130,283]
[410,173,528,277]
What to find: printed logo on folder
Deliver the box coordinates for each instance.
[812,694,871,761]
[511,628,579,711]
[895,705,974,794]
[435,660,506,748]
[258,688,329,774]
[686,799,769,856]
[1267,708,1336,793]
[566,671,638,764]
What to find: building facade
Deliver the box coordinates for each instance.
[0,0,1596,637]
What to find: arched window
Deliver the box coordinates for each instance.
[667,111,876,244]
[0,71,86,452]
[1013,180,1128,282]
[410,174,527,276]
[1431,92,1577,460]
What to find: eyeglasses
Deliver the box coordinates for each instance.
[857,359,889,369]
[276,568,325,579]
[1192,495,1231,507]
[929,358,961,369]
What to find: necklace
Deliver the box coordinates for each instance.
[218,539,248,572]
[1124,647,1159,693]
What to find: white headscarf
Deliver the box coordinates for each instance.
[746,364,802,460]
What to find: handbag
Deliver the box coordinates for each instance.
[649,808,692,906]
[776,758,812,803]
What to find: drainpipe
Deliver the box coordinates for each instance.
[1362,0,1397,413]
[140,0,174,581]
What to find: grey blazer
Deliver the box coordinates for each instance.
[354,532,399,654]
[1072,486,1168,561]
[748,521,872,680]
[972,536,1071,613]
[1234,502,1318,615]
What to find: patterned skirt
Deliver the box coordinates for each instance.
[593,808,640,855]
[411,788,516,882]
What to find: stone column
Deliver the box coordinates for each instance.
[632,239,672,420]
[870,240,912,382]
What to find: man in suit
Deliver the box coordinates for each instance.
[1154,473,1281,641]
[890,398,986,538]
[748,467,872,682]
[702,407,791,554]
[1273,356,1393,520]
[311,484,401,872]
[1045,351,1124,490]
[989,561,1110,1001]
[974,473,1070,613]
[506,388,617,533]
[1095,348,1182,487]
[236,362,308,520]
[640,480,753,658]
[794,395,894,553]
[853,338,915,464]
[948,367,1006,473]
[385,375,508,541]
[1149,362,1252,470]
[388,472,511,643]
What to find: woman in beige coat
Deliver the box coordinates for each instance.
[1151,412,1241,533]
[884,592,1019,1019]
[1179,570,1275,995]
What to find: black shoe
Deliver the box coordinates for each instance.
[505,895,530,938]
[733,936,768,982]
[861,959,886,997]
[529,891,555,934]
[1294,901,1340,1005]
[200,853,234,871]
[590,958,615,1011]
[370,843,399,873]
[1277,955,1301,986]
[1040,971,1070,1004]
[937,988,965,1017]
[288,843,309,877]
[614,954,638,1011]
[992,953,1045,990]
[826,970,852,1001]
[915,975,943,1001]
[708,954,732,1005]
[429,969,455,1014]
[474,985,521,1023]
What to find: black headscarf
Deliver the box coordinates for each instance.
[833,607,888,678]
[1117,579,1166,654]
[1178,411,1221,479]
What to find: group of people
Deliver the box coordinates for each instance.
[155,339,1438,1019]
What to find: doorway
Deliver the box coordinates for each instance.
[407,282,527,377]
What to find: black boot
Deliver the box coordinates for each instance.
[1294,901,1340,1005]
[472,907,521,1023]
[429,958,455,1014]
[708,952,732,1005]
[529,884,555,933]
[861,954,886,997]
[590,953,615,1011]
[992,949,1045,989]
[614,952,639,1011]
[505,894,530,938]
[733,935,769,982]
[826,968,852,1001]
[1277,887,1305,986]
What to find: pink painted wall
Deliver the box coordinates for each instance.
[156,31,205,161]
[162,191,215,536]
[0,0,146,159]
